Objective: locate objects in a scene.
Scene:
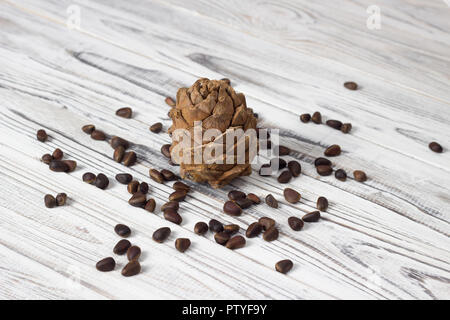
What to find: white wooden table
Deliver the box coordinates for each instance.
[0,0,449,300]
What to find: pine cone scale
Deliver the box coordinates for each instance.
[168,78,257,188]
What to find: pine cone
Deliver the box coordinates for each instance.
[168,78,257,188]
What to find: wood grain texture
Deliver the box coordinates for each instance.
[0,1,449,299]
[12,0,450,104]
[6,0,449,223]
[10,0,450,162]
[156,0,450,103]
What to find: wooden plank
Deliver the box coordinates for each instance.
[9,0,450,105]
[0,2,449,299]
[0,0,450,250]
[154,0,450,103]
[0,92,338,300]
[2,81,449,299]
[3,0,449,224]
[7,0,450,170]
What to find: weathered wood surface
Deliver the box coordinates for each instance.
[0,0,449,299]
[160,0,450,102]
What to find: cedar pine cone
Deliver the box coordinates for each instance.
[168,78,258,188]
